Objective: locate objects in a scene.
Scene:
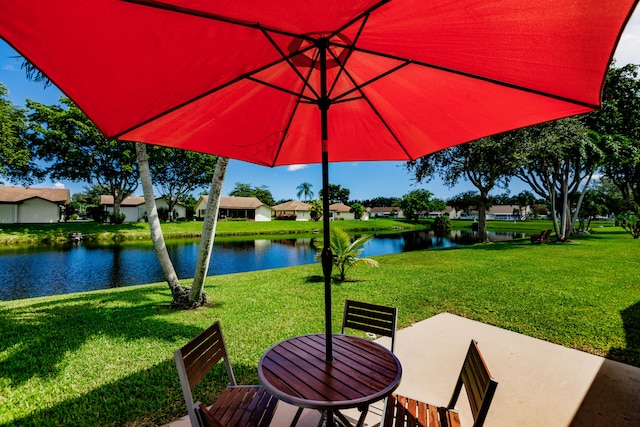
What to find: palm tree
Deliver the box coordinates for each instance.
[314,227,379,281]
[296,182,314,202]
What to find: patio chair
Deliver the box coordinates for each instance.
[174,321,278,427]
[342,299,398,351]
[382,340,498,427]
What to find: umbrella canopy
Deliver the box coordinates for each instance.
[2,0,636,359]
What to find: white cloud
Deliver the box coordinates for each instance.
[614,10,640,66]
[53,182,65,189]
[2,63,20,72]
[287,164,307,172]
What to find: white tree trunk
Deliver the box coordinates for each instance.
[190,156,229,302]
[136,143,186,304]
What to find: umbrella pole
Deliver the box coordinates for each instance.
[319,38,333,362]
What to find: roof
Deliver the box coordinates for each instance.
[371,206,400,213]
[489,205,522,214]
[329,203,351,212]
[100,195,145,206]
[0,186,70,204]
[220,196,269,209]
[199,195,270,209]
[272,200,311,211]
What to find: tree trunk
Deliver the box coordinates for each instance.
[136,143,201,309]
[477,200,489,243]
[190,156,229,303]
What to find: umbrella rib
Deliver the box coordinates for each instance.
[334,61,413,159]
[245,75,315,102]
[109,54,290,138]
[270,60,318,167]
[260,27,320,100]
[327,11,371,98]
[337,44,601,110]
[331,62,410,103]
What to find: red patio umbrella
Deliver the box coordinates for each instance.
[1,0,636,360]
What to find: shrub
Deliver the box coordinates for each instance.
[108,212,127,224]
[618,213,640,239]
[433,215,452,236]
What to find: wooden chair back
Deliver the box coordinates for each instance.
[174,321,235,427]
[342,300,398,351]
[447,340,498,427]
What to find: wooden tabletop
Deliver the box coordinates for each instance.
[258,334,402,410]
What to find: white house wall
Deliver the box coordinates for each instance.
[0,204,17,223]
[255,206,272,222]
[106,206,139,222]
[17,198,60,223]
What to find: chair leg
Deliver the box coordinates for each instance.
[291,407,304,427]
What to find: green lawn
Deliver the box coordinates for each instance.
[0,227,638,426]
[0,218,420,246]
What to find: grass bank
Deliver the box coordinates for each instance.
[1,228,638,426]
[0,218,420,246]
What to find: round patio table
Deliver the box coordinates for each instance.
[258,333,402,427]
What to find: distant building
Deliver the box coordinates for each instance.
[329,203,354,220]
[0,186,70,224]
[195,196,272,221]
[370,206,404,219]
[272,200,312,221]
[100,195,187,222]
[453,204,532,221]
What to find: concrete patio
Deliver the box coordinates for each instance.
[166,313,640,427]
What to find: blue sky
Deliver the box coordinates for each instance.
[2,9,639,202]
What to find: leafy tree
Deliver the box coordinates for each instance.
[313,227,379,281]
[0,84,42,185]
[320,183,350,204]
[583,64,640,212]
[296,182,314,202]
[618,212,640,238]
[399,189,438,222]
[229,182,275,205]
[310,199,323,221]
[349,202,365,219]
[181,194,198,220]
[408,134,520,242]
[358,197,400,207]
[577,189,610,232]
[514,118,603,241]
[446,191,481,215]
[590,178,628,216]
[147,145,217,221]
[26,98,139,216]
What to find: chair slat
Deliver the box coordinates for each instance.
[382,340,497,427]
[174,321,278,427]
[342,299,398,351]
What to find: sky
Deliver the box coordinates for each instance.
[1,8,639,203]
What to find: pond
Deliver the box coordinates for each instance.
[0,230,524,301]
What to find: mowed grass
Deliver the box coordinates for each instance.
[0,228,638,426]
[0,218,418,245]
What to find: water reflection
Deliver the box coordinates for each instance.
[0,230,523,301]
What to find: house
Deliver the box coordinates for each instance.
[370,206,404,219]
[100,195,187,222]
[455,205,532,221]
[426,206,459,219]
[194,196,272,221]
[329,203,354,220]
[0,186,70,224]
[272,200,312,221]
[487,204,531,221]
